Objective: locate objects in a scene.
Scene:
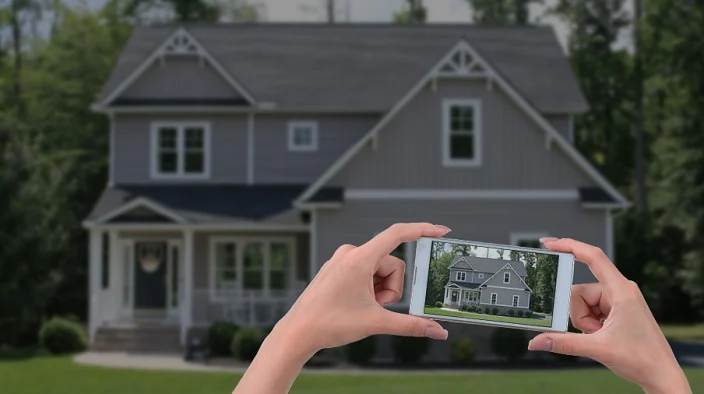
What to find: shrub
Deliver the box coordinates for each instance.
[459,304,468,312]
[346,336,376,365]
[507,310,515,317]
[207,321,239,356]
[491,328,528,360]
[466,306,475,313]
[450,338,476,365]
[516,311,524,317]
[475,307,483,314]
[392,336,429,364]
[39,317,87,355]
[231,328,266,361]
[525,310,533,318]
[435,301,443,308]
[492,308,499,315]
[484,307,491,314]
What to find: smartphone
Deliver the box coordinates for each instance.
[409,237,575,332]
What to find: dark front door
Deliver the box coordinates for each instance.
[134,241,167,310]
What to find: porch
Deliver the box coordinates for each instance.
[88,227,310,346]
[443,286,481,309]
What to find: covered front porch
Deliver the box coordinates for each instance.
[443,284,480,309]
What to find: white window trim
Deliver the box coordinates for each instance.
[443,98,483,167]
[150,122,211,179]
[208,236,296,303]
[509,232,550,248]
[512,295,520,307]
[490,293,498,305]
[503,272,511,284]
[456,271,466,281]
[463,292,469,300]
[287,121,319,152]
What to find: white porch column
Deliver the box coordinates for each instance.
[88,229,102,343]
[107,230,120,321]
[181,229,194,345]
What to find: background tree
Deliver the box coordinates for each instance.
[496,249,505,260]
[533,254,558,313]
[466,0,541,24]
[394,0,426,24]
[425,250,454,306]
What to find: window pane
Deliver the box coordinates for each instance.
[270,243,289,271]
[215,243,236,290]
[461,118,474,131]
[271,271,286,290]
[159,128,177,148]
[458,106,474,121]
[243,242,263,290]
[450,106,460,119]
[294,127,312,146]
[185,128,204,149]
[159,152,178,173]
[450,135,474,159]
[184,152,204,173]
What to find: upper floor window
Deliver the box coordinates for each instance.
[151,122,210,179]
[442,99,482,167]
[503,272,511,283]
[288,121,318,152]
[456,271,466,281]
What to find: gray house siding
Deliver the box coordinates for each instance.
[113,114,248,184]
[544,114,572,143]
[314,200,606,286]
[479,286,529,309]
[253,114,378,184]
[120,57,242,100]
[481,266,527,289]
[331,79,596,189]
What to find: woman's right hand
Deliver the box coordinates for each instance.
[528,238,691,394]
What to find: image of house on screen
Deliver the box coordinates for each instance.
[443,255,532,313]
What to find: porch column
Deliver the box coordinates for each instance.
[181,229,194,345]
[107,229,120,321]
[88,228,102,343]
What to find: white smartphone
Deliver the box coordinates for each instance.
[409,237,575,332]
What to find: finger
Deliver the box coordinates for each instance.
[569,284,604,333]
[541,238,625,286]
[371,309,448,340]
[528,332,597,358]
[332,244,356,259]
[374,255,405,306]
[359,223,451,262]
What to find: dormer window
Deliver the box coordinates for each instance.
[288,121,318,152]
[456,271,466,281]
[503,272,511,283]
[151,122,210,179]
[442,99,482,167]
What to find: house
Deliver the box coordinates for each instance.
[84,23,629,355]
[443,256,531,314]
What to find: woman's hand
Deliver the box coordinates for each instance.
[233,223,450,394]
[529,238,691,394]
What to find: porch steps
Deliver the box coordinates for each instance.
[92,322,181,353]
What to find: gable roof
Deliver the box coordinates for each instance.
[479,262,533,292]
[449,255,527,277]
[448,256,474,270]
[97,23,586,113]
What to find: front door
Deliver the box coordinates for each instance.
[134,241,167,310]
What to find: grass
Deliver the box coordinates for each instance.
[1,356,704,393]
[425,307,552,328]
[660,324,704,341]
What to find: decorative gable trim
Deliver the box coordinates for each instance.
[98,28,256,107]
[434,45,490,78]
[91,197,188,225]
[448,256,475,270]
[294,39,629,208]
[478,262,533,293]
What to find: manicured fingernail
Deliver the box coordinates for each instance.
[425,327,448,340]
[528,338,552,352]
[539,237,559,244]
[434,225,452,233]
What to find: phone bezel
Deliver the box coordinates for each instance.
[409,236,574,332]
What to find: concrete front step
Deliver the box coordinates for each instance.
[93,323,182,353]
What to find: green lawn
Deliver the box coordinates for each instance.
[425,307,552,328]
[2,356,704,394]
[660,324,704,341]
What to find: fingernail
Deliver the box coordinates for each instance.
[434,224,452,233]
[528,338,552,352]
[425,327,449,340]
[539,237,559,244]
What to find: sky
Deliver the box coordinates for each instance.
[61,0,632,51]
[440,241,538,262]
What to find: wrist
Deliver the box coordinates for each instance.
[640,361,690,394]
[264,316,319,363]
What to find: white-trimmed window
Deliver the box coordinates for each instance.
[512,295,520,307]
[463,292,469,300]
[490,293,498,305]
[469,291,479,301]
[151,122,210,178]
[288,121,318,152]
[477,273,484,279]
[503,272,511,283]
[456,271,466,281]
[442,99,482,167]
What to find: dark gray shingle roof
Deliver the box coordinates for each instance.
[449,255,527,277]
[445,281,481,290]
[98,23,588,114]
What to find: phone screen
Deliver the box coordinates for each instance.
[423,239,559,329]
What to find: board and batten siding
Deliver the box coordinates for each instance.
[120,57,242,100]
[113,114,248,184]
[253,114,379,184]
[331,79,596,189]
[314,200,606,285]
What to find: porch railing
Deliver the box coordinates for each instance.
[192,281,307,327]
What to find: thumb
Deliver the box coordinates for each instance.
[528,332,595,358]
[373,309,449,340]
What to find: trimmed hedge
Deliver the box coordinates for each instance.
[346,336,376,365]
[231,328,266,361]
[507,310,515,317]
[484,307,491,314]
[491,328,528,360]
[392,336,429,364]
[39,317,87,355]
[207,321,239,356]
[435,301,444,308]
[491,308,499,315]
[450,338,476,365]
[516,311,524,317]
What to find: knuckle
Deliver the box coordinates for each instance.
[336,244,355,254]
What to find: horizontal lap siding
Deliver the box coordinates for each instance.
[315,200,605,285]
[480,286,529,309]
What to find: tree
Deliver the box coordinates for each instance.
[425,250,454,306]
[394,0,426,24]
[509,250,521,262]
[496,249,505,260]
[299,0,347,23]
[466,0,541,24]
[451,244,475,256]
[523,252,538,309]
[126,0,221,22]
[632,0,649,227]
[533,254,558,313]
